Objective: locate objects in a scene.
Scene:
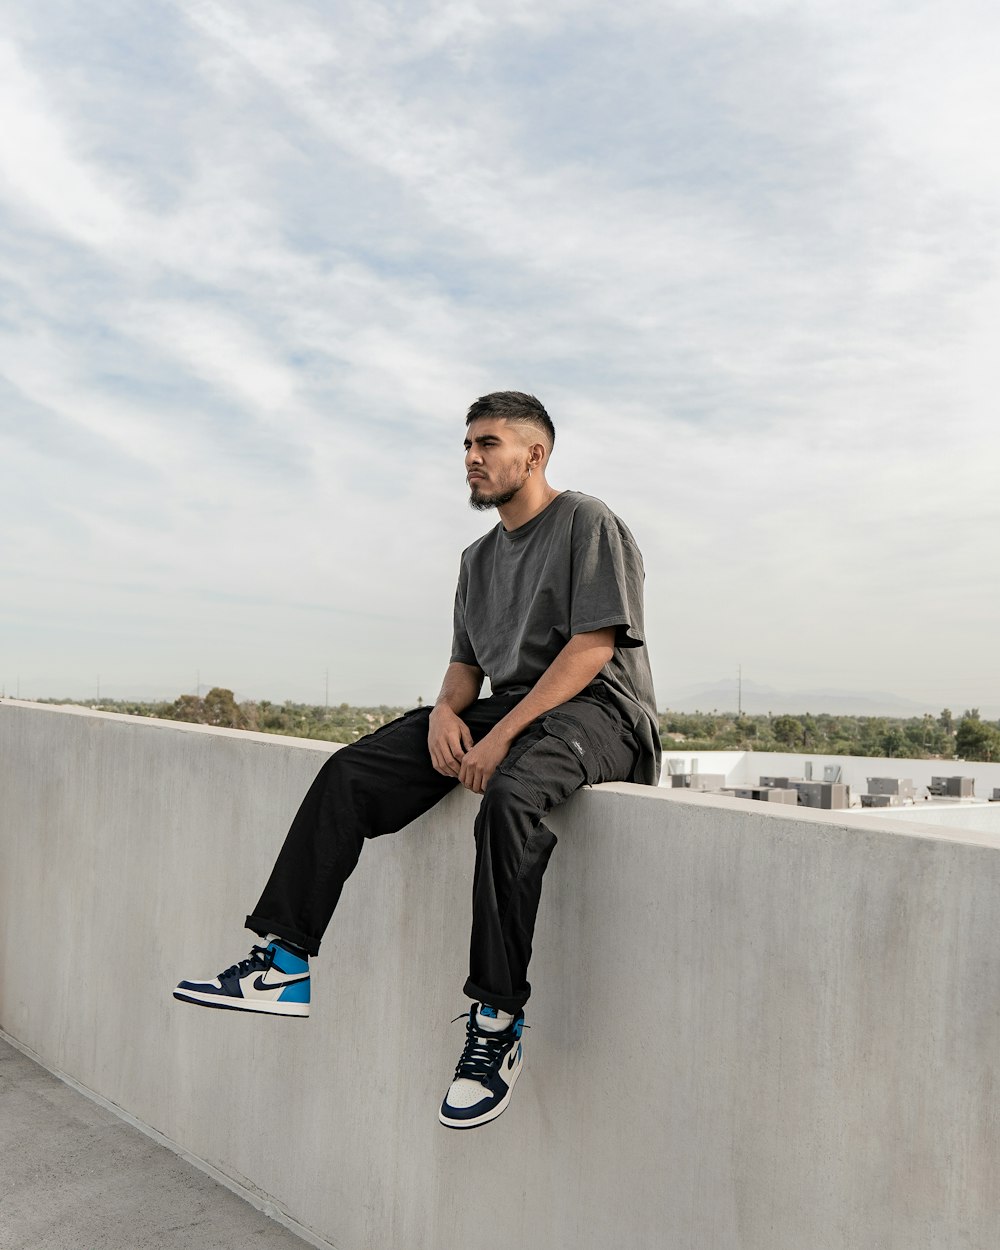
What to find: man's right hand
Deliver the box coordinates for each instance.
[428,704,475,778]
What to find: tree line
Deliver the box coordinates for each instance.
[660,708,1000,761]
[35,692,1000,762]
[45,688,411,745]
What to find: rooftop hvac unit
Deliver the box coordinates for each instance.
[724,786,798,805]
[867,777,915,799]
[929,776,975,798]
[791,781,851,810]
[670,773,726,792]
[861,794,899,808]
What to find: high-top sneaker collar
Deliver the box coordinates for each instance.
[476,1003,514,1033]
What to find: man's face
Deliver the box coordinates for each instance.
[464,418,533,511]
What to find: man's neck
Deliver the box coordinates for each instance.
[496,478,562,532]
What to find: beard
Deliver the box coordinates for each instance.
[468,467,529,511]
[469,482,521,511]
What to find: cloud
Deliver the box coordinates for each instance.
[1,0,998,708]
[0,40,134,248]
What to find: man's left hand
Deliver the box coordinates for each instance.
[458,727,513,794]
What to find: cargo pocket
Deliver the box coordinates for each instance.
[541,711,637,786]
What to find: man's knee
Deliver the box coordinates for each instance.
[476,771,558,874]
[479,769,538,819]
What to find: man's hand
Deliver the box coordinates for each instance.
[458,726,513,795]
[427,632,614,793]
[428,703,474,778]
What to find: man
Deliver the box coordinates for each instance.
[174,391,660,1130]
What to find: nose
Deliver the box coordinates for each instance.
[465,445,483,468]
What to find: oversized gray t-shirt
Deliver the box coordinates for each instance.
[450,490,661,786]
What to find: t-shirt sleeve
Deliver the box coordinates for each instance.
[569,506,646,648]
[450,559,480,666]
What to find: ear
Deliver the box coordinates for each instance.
[527,440,547,469]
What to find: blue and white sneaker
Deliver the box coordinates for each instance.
[173,940,310,1016]
[439,1003,525,1129]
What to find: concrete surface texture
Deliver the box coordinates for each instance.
[2,700,1000,1250]
[0,1037,312,1250]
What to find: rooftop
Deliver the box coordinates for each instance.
[0,1036,314,1249]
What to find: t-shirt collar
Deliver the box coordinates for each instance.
[500,490,569,542]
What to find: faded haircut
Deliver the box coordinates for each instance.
[465,391,555,450]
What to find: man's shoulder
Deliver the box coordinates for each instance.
[564,492,644,562]
[561,490,616,522]
[562,491,638,536]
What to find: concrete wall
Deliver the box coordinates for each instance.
[2,700,999,1250]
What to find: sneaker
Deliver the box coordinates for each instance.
[438,1003,525,1129]
[173,939,311,1016]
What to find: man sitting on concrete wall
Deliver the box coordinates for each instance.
[174,390,660,1130]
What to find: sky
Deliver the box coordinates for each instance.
[1,0,998,713]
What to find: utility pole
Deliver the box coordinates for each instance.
[325,668,329,709]
[737,664,742,717]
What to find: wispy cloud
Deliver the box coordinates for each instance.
[1,0,998,708]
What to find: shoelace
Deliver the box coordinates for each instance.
[220,944,273,982]
[449,1011,526,1085]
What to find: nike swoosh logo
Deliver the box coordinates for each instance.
[253,973,309,992]
[506,1044,520,1071]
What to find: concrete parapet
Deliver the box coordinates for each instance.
[2,700,999,1250]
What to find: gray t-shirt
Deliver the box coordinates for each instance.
[450,490,661,785]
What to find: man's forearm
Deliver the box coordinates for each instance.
[492,628,615,745]
[434,661,484,715]
[453,628,616,794]
[428,662,484,779]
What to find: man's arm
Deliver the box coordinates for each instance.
[428,661,484,778]
[457,627,616,795]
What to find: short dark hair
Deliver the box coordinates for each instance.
[465,391,555,450]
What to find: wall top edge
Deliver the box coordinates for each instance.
[0,698,336,753]
[598,782,1000,851]
[4,700,999,852]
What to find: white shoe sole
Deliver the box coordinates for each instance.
[172,988,310,1016]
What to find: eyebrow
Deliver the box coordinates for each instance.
[463,434,502,448]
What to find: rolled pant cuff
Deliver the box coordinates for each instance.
[463,976,530,1015]
[245,915,320,958]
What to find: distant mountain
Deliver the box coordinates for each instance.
[49,684,188,704]
[661,679,961,717]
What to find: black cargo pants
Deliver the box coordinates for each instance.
[246,690,638,1012]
